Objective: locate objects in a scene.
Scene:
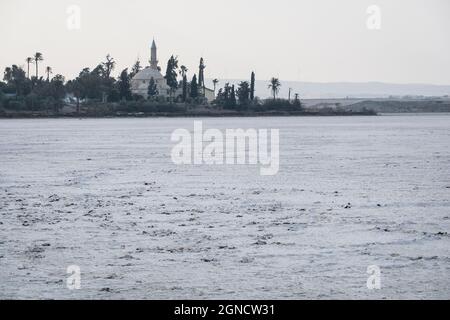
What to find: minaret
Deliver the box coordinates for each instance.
[150,39,158,69]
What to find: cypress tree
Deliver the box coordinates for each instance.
[164,55,178,100]
[190,74,198,99]
[147,77,158,99]
[182,75,187,102]
[250,71,255,101]
[198,58,205,96]
[230,85,236,106]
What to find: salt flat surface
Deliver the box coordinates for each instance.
[0,115,449,299]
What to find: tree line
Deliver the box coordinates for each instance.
[1,51,302,114]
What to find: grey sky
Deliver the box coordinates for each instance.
[1,0,449,84]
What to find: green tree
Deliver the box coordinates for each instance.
[215,83,235,108]
[215,88,224,106]
[129,58,142,78]
[180,65,188,102]
[73,67,108,101]
[66,79,83,114]
[230,85,236,106]
[293,93,302,109]
[34,74,66,113]
[4,65,27,96]
[164,55,179,101]
[190,74,198,99]
[118,68,132,101]
[25,57,33,79]
[198,57,205,96]
[94,57,117,102]
[182,75,188,102]
[147,77,158,99]
[66,67,103,110]
[33,52,44,79]
[250,72,255,101]
[3,67,12,82]
[268,77,281,100]
[50,74,65,111]
[237,81,250,105]
[102,54,115,78]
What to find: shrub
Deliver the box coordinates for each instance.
[261,98,302,111]
[6,99,27,110]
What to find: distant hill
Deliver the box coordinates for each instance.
[206,79,450,99]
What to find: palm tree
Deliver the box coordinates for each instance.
[212,78,219,96]
[25,57,33,78]
[3,67,12,82]
[45,66,53,82]
[179,65,188,78]
[33,52,43,79]
[268,77,281,100]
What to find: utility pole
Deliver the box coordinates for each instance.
[288,88,292,102]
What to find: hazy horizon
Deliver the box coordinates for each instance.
[205,78,450,99]
[1,0,449,85]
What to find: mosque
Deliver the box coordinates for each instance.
[130,40,215,102]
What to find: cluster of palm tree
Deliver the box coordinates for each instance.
[24,52,53,81]
[268,77,301,105]
[268,77,281,100]
[215,76,282,101]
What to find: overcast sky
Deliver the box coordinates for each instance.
[1,0,449,84]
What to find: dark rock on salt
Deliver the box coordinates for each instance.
[48,194,60,202]
[119,254,134,260]
[254,240,267,245]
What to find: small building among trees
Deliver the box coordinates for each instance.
[130,40,215,102]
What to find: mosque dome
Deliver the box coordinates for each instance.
[132,66,164,81]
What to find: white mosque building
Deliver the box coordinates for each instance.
[130,40,215,102]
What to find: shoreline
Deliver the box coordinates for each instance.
[0,110,377,119]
